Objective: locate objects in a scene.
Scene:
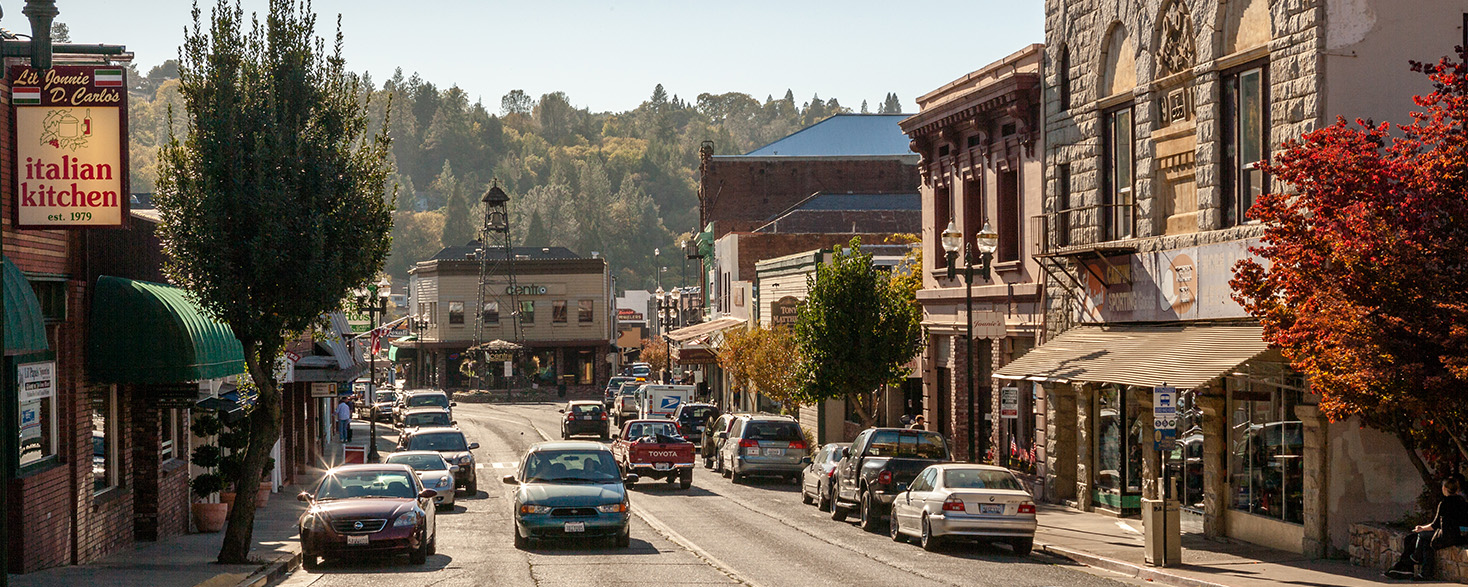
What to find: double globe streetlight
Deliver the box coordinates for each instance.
[654,285,681,383]
[353,277,392,463]
[941,220,999,463]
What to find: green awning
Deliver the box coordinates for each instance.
[89,276,245,384]
[389,335,417,362]
[3,256,49,356]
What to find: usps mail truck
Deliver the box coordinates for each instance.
[638,385,695,420]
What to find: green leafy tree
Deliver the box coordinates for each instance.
[154,0,394,562]
[793,239,923,427]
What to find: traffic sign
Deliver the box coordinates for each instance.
[1153,386,1178,451]
[1000,386,1020,419]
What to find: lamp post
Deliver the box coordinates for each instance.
[942,220,999,463]
[654,286,681,383]
[354,276,392,462]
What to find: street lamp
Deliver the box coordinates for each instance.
[942,221,999,463]
[354,276,392,462]
[655,286,681,383]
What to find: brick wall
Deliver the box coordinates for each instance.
[701,158,919,238]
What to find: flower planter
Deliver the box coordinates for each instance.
[220,491,236,509]
[192,502,228,533]
[255,481,272,507]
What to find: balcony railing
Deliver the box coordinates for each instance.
[1031,203,1138,257]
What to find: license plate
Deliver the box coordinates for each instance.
[764,448,785,457]
[564,522,585,533]
[980,504,1004,515]
[654,462,672,470]
[346,534,369,546]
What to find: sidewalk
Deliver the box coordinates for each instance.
[1034,504,1440,586]
[7,419,395,587]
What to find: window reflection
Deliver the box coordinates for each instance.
[1229,367,1304,524]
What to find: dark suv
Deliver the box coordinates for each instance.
[560,401,609,440]
[673,403,720,445]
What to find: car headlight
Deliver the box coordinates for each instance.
[456,455,474,465]
[301,514,322,531]
[435,476,452,488]
[392,511,420,527]
[596,502,628,513]
[519,504,552,515]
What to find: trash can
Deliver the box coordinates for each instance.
[1142,498,1181,566]
[344,444,366,464]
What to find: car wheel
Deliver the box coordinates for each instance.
[890,512,904,542]
[830,497,848,522]
[921,514,942,552]
[703,454,713,469]
[801,480,814,505]
[615,527,631,548]
[302,552,320,570]
[410,531,429,564]
[428,530,438,556]
[680,468,692,490]
[513,523,529,550]
[858,490,880,532]
[818,480,833,512]
[465,474,477,495]
[1010,537,1034,556]
[600,432,609,441]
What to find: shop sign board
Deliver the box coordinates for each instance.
[1153,386,1178,451]
[18,361,55,402]
[311,382,337,398]
[771,296,800,327]
[999,386,1020,419]
[10,65,129,228]
[1080,240,1259,323]
[971,311,1006,339]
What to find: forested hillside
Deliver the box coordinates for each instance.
[123,60,905,290]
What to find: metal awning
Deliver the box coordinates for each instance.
[88,276,245,384]
[666,316,746,343]
[993,324,1269,390]
[3,256,48,356]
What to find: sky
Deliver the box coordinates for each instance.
[43,1,1044,114]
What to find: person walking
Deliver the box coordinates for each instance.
[336,397,353,443]
[1386,475,1468,580]
[908,415,927,431]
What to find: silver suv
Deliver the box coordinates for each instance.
[716,414,810,484]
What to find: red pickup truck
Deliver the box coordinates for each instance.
[612,419,695,489]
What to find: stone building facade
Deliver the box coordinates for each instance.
[1003,0,1468,559]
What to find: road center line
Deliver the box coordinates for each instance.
[631,506,763,587]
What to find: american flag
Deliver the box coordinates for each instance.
[370,328,383,356]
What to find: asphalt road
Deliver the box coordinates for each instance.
[278,402,1142,587]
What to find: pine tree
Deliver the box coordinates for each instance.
[441,188,474,247]
[861,99,869,114]
[524,209,548,247]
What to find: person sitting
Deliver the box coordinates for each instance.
[1387,476,1468,580]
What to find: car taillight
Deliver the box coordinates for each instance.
[943,496,966,512]
[1018,503,1036,514]
[599,413,607,421]
[877,470,893,485]
[739,439,759,449]
[827,468,836,478]
[788,440,807,451]
[567,414,576,421]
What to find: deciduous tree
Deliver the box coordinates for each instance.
[154,0,394,562]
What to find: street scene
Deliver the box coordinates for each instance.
[6,1,1468,587]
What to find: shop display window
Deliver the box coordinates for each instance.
[92,386,120,492]
[1095,384,1144,511]
[1228,371,1304,524]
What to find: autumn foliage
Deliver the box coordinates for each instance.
[1231,50,1468,480]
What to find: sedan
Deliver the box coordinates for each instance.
[297,464,438,569]
[384,451,458,508]
[888,463,1036,554]
[397,427,480,494]
[800,442,850,512]
[504,441,637,549]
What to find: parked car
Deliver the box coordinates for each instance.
[801,442,851,512]
[637,384,694,420]
[673,403,720,445]
[889,463,1036,554]
[560,401,610,440]
[368,390,398,422]
[394,390,454,427]
[703,413,738,469]
[503,441,635,549]
[628,363,652,380]
[400,406,454,430]
[383,451,458,509]
[831,427,950,531]
[296,463,438,569]
[716,414,808,484]
[612,419,695,488]
[396,427,479,494]
[603,376,635,411]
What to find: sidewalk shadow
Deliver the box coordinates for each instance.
[311,554,453,573]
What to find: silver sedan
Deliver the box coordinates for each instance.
[383,450,458,509]
[889,463,1037,554]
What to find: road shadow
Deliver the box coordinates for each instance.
[727,475,803,493]
[519,536,661,556]
[311,553,454,573]
[628,483,719,498]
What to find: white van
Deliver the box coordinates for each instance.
[638,384,695,420]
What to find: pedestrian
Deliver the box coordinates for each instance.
[909,415,926,431]
[336,396,352,443]
[1386,475,1468,580]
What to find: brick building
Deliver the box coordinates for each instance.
[992,0,1468,558]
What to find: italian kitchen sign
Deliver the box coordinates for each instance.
[9,65,129,228]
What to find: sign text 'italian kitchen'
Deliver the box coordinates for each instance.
[10,65,129,229]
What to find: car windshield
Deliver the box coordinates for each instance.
[943,469,1026,491]
[679,407,717,422]
[406,432,468,451]
[405,413,451,427]
[315,471,418,500]
[571,404,602,416]
[385,453,448,471]
[743,421,802,441]
[866,430,947,459]
[617,385,641,397]
[606,378,632,390]
[376,392,397,404]
[523,450,621,483]
[626,422,677,439]
[407,394,449,408]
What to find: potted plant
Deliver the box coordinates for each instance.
[217,415,251,507]
[256,456,276,506]
[189,411,229,532]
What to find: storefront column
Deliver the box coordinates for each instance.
[1199,390,1227,538]
[1075,383,1094,511]
[434,352,447,389]
[949,335,972,462]
[1045,383,1077,504]
[1140,390,1160,501]
[1297,404,1329,558]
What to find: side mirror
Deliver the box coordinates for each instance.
[468,442,480,450]
[451,420,458,426]
[800,456,812,465]
[716,431,728,439]
[418,489,438,499]
[502,474,519,484]
[558,409,565,413]
[297,492,312,502]
[610,433,619,440]
[451,402,458,407]
[623,474,639,485]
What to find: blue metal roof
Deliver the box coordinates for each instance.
[797,193,921,211]
[740,114,914,157]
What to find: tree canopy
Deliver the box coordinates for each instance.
[1230,50,1468,484]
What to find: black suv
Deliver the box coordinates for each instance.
[559,401,609,440]
[673,403,721,445]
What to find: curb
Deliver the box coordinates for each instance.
[1036,542,1232,587]
[232,550,302,587]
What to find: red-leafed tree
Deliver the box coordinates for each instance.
[1231,49,1468,486]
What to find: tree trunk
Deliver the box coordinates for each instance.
[218,338,285,564]
[1397,429,1436,488]
[848,390,879,428]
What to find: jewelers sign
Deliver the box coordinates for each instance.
[10,65,129,228]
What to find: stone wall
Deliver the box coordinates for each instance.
[1351,522,1468,582]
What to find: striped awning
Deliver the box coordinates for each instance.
[993,324,1269,390]
[666,316,747,343]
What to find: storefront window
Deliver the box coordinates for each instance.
[448,301,465,325]
[552,300,568,323]
[92,386,120,492]
[1168,390,1206,512]
[1229,378,1304,524]
[578,300,594,323]
[520,300,535,324]
[483,301,499,324]
[575,350,594,384]
[17,360,58,470]
[161,408,177,460]
[1095,384,1144,511]
[529,350,555,384]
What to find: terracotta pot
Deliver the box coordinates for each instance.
[193,502,228,533]
[220,491,237,509]
[255,482,273,507]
